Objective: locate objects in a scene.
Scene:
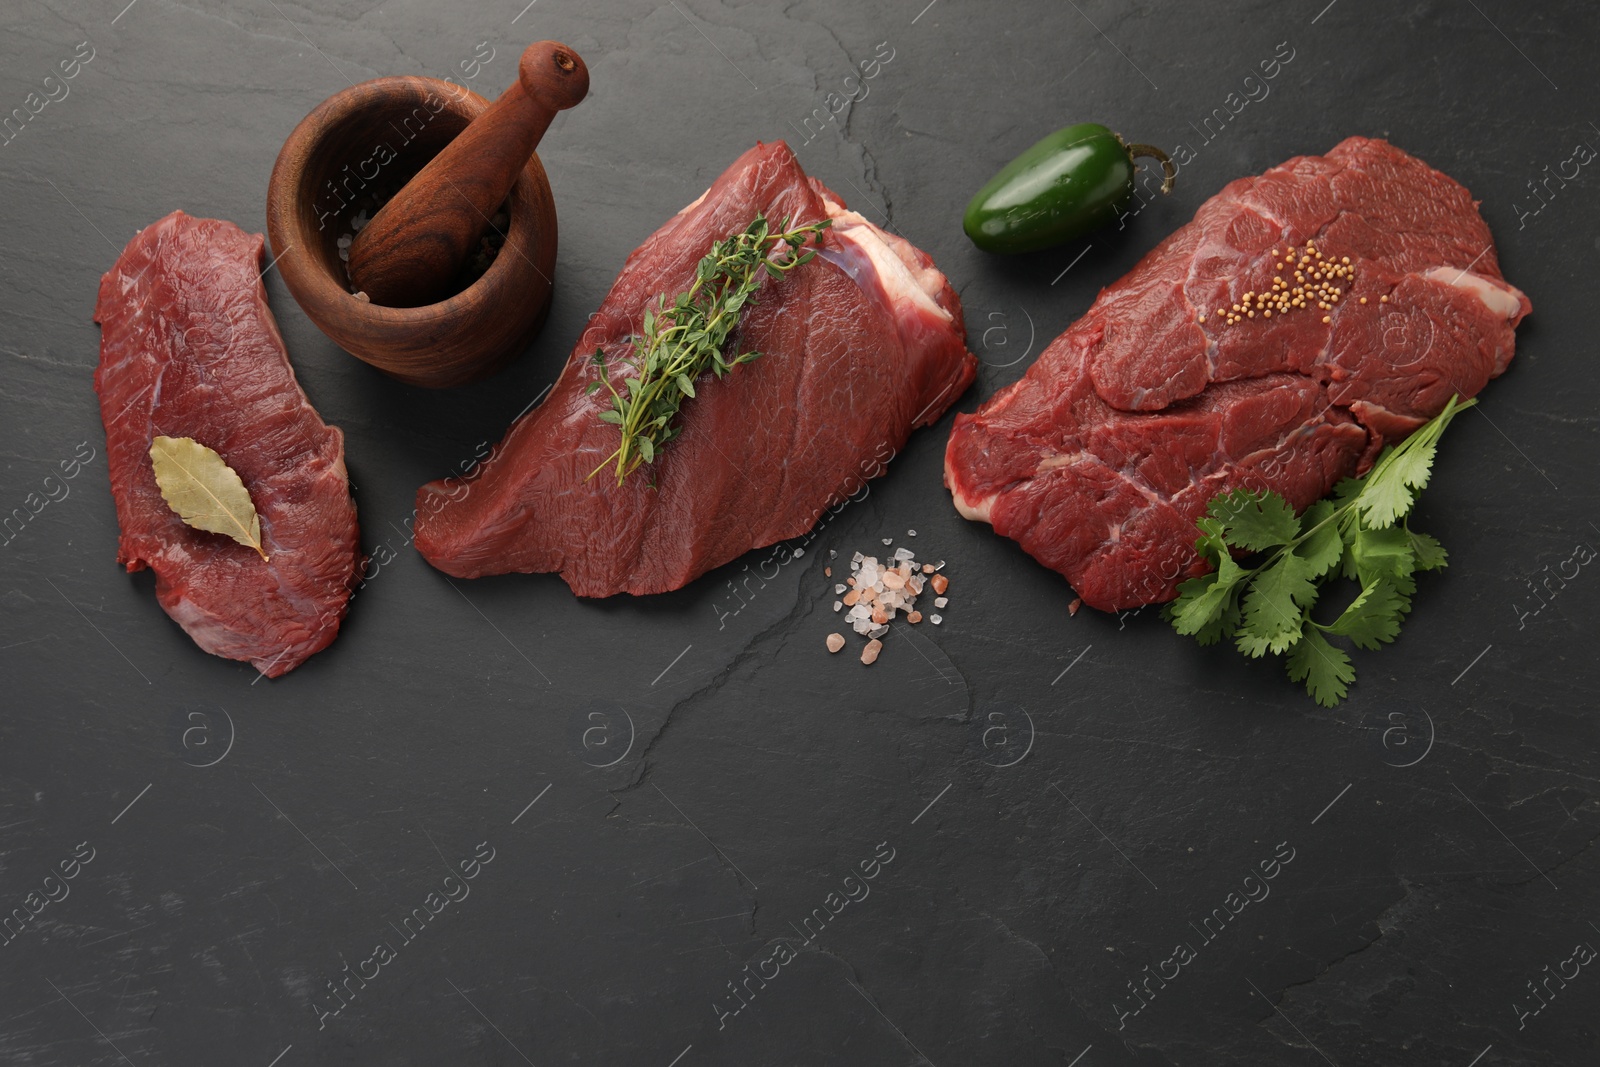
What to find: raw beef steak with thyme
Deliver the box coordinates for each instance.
[415,141,977,596]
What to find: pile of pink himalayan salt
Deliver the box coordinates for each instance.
[824,540,951,665]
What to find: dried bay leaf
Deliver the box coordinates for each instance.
[149,435,268,560]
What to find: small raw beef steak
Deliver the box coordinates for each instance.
[94,211,361,677]
[945,137,1530,612]
[415,141,977,596]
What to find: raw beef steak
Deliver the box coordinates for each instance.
[94,211,361,676]
[415,141,977,596]
[945,137,1530,612]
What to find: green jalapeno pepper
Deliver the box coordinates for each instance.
[962,123,1176,254]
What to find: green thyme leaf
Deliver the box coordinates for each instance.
[586,213,832,485]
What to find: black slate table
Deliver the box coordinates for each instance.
[2,1,1596,1064]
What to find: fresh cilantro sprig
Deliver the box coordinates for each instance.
[1164,395,1475,706]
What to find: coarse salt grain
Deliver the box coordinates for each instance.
[826,633,845,653]
[829,544,952,663]
[861,639,883,665]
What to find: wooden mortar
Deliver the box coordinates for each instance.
[266,58,579,388]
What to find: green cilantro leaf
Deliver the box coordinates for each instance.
[1356,394,1470,527]
[1241,552,1316,638]
[1329,475,1365,509]
[1193,516,1230,565]
[1325,579,1406,650]
[1295,501,1343,578]
[1407,527,1448,571]
[1354,445,1416,529]
[1165,395,1476,706]
[1210,488,1300,551]
[1286,628,1355,707]
[1192,595,1242,648]
[1237,617,1305,658]
[1383,438,1438,492]
[1347,525,1415,584]
[1169,554,1247,638]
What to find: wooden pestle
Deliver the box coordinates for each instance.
[348,41,588,308]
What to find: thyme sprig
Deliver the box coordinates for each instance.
[586,213,832,485]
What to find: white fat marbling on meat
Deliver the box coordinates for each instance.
[950,487,992,523]
[1423,266,1525,318]
[675,185,949,325]
[676,189,709,215]
[815,195,951,323]
[1036,453,1084,472]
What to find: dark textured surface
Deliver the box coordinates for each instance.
[1,2,1596,1064]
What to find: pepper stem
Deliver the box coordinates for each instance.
[1122,142,1177,195]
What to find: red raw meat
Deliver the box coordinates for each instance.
[945,137,1530,613]
[94,211,361,676]
[415,141,977,596]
